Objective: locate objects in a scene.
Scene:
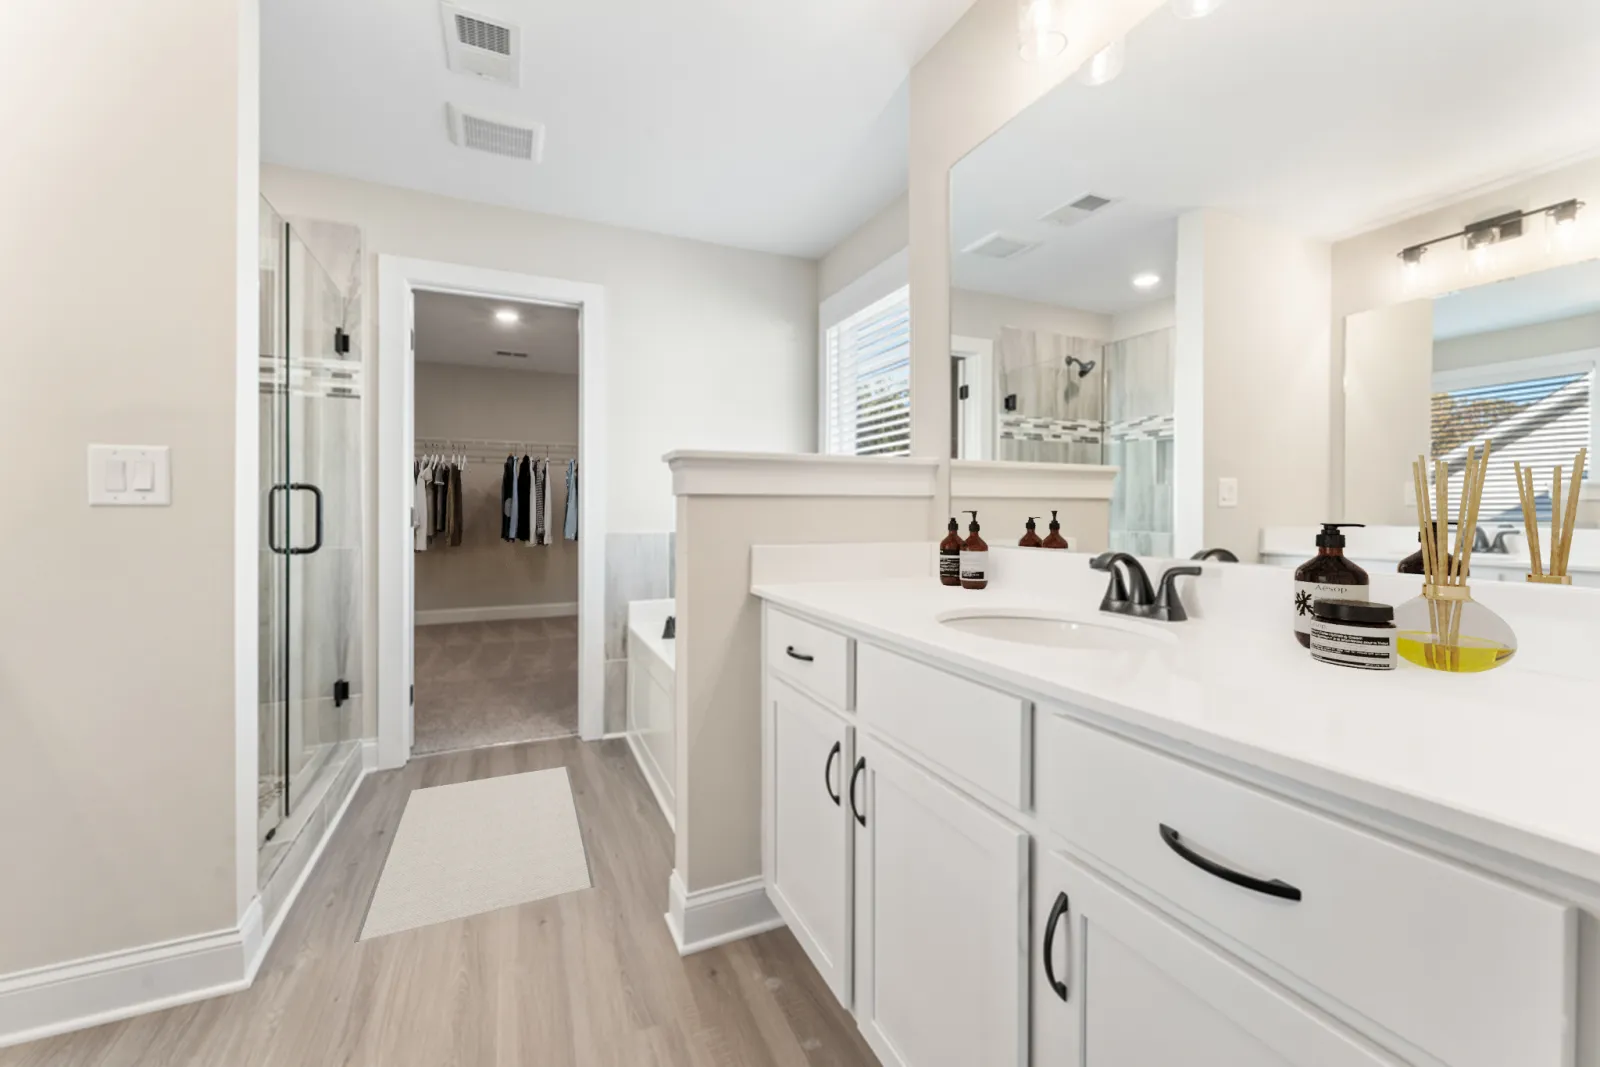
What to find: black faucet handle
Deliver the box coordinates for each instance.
[1154,566,1203,622]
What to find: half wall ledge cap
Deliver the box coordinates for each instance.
[666,451,941,498]
[949,459,1119,501]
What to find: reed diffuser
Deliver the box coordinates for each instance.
[1515,448,1588,585]
[1395,444,1516,672]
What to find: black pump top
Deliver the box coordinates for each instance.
[1025,516,1037,531]
[947,516,959,532]
[1316,522,1365,549]
[964,510,980,531]
[1048,510,1061,531]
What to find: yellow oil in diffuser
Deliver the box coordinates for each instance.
[1404,447,1517,674]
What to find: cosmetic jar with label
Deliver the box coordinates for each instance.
[1309,598,1397,671]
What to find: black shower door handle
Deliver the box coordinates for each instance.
[1159,824,1302,902]
[824,742,842,806]
[288,482,324,555]
[266,484,290,555]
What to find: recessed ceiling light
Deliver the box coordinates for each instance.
[1132,273,1161,290]
[494,308,520,324]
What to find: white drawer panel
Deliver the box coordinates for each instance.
[766,608,853,710]
[1036,712,1574,1067]
[855,643,1028,810]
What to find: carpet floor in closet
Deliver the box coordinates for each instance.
[412,617,578,754]
[2,738,880,1067]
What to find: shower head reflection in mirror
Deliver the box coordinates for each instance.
[948,0,1600,565]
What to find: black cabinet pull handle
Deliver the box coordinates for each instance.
[824,742,841,806]
[1043,891,1070,1002]
[849,757,866,827]
[1159,824,1302,902]
[785,646,814,662]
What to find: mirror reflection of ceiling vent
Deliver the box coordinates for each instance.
[495,350,529,360]
[1041,193,1120,227]
[963,233,1041,260]
[440,2,520,86]
[446,104,546,162]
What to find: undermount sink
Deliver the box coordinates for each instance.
[937,609,1176,651]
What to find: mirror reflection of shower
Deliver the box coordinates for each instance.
[1065,355,1096,378]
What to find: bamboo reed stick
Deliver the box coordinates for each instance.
[1557,449,1587,576]
[1518,463,1544,578]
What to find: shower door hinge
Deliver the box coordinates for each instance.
[333,678,350,708]
[958,384,970,400]
[410,684,415,706]
[334,327,351,355]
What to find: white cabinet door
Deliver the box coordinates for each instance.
[1033,849,1405,1067]
[766,678,854,1003]
[853,736,1028,1067]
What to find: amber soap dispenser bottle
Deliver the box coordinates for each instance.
[1041,510,1069,549]
[1019,516,1042,547]
[1293,523,1369,647]
[939,517,962,587]
[960,511,989,590]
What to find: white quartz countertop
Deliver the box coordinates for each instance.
[753,576,1600,888]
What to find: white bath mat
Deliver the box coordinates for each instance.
[360,767,591,940]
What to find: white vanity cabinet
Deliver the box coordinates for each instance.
[1033,849,1403,1067]
[852,736,1029,1067]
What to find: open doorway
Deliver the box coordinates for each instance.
[410,292,581,754]
[377,258,608,769]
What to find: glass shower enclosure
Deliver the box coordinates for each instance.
[258,199,364,882]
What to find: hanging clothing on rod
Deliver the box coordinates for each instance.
[501,454,517,542]
[563,458,579,541]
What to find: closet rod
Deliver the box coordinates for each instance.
[415,437,577,455]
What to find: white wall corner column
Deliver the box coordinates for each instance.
[664,451,941,953]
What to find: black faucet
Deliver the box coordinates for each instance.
[1190,547,1238,562]
[1089,552,1155,613]
[1485,529,1517,554]
[1091,553,1202,622]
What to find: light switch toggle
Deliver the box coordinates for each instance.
[88,445,170,506]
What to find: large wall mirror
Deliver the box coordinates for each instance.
[949,0,1599,563]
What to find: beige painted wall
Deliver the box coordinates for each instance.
[949,498,1110,554]
[907,0,1168,458]
[674,495,936,891]
[1111,299,1176,343]
[1435,311,1600,373]
[1329,155,1600,513]
[1175,210,1333,560]
[818,192,909,301]
[951,289,1111,343]
[1343,301,1434,525]
[0,0,253,972]
[414,364,579,611]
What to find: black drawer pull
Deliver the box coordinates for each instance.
[824,741,841,806]
[1042,891,1070,1002]
[785,646,814,662]
[1159,824,1302,902]
[849,757,867,827]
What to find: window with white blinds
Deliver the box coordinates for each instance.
[822,286,911,457]
[1431,367,1593,522]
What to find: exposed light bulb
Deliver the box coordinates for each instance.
[1170,0,1226,18]
[1077,38,1127,86]
[1398,246,1427,291]
[1017,0,1068,61]
[494,308,520,324]
[1131,272,1161,290]
[1546,199,1584,250]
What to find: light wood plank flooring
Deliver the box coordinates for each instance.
[3,739,879,1067]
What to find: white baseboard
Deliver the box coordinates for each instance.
[664,871,782,956]
[415,602,577,626]
[0,740,379,1050]
[625,731,675,833]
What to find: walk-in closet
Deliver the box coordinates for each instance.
[410,291,582,755]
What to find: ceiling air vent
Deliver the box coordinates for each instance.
[495,350,529,360]
[440,2,520,86]
[446,104,546,162]
[962,233,1041,260]
[1041,193,1120,227]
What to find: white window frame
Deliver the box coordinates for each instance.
[818,249,909,454]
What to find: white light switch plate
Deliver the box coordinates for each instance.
[1217,476,1239,508]
[89,445,170,506]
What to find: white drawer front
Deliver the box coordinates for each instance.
[855,644,1028,810]
[1036,712,1574,1067]
[766,609,853,709]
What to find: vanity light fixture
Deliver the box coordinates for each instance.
[1396,199,1584,279]
[1170,0,1227,19]
[1017,0,1068,61]
[1131,272,1161,289]
[494,307,521,324]
[1077,37,1127,86]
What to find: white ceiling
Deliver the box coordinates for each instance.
[1433,257,1600,341]
[413,290,579,373]
[951,0,1600,315]
[262,0,977,258]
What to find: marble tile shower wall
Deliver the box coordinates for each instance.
[997,327,1105,465]
[604,531,674,733]
[1106,327,1176,557]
